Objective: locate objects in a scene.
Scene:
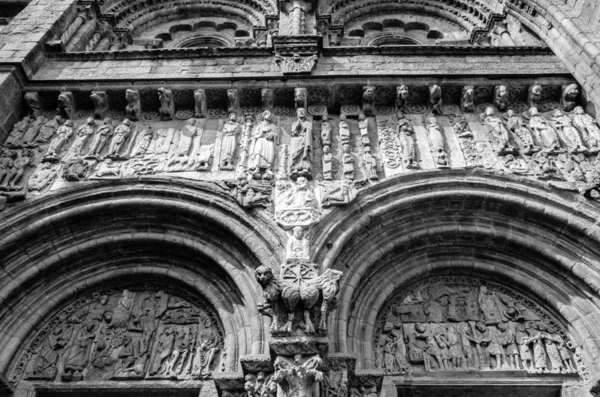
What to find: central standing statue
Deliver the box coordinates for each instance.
[290,107,312,178]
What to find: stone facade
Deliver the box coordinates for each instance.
[1,1,600,397]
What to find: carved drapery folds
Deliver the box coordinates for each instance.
[373,277,579,376]
[9,286,224,385]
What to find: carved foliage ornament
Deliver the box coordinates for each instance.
[10,285,224,386]
[374,276,579,376]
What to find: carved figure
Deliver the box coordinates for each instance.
[358,114,370,147]
[396,85,409,113]
[196,144,214,171]
[62,322,97,381]
[494,86,508,111]
[290,107,312,177]
[295,88,307,109]
[249,110,278,179]
[261,88,274,111]
[24,92,41,118]
[57,91,75,119]
[194,89,207,118]
[380,322,408,373]
[322,145,333,181]
[506,110,538,154]
[429,85,443,115]
[321,114,331,146]
[90,91,109,119]
[19,116,47,146]
[363,86,376,116]
[361,146,378,180]
[339,115,350,146]
[70,117,97,157]
[273,355,323,397]
[573,106,600,151]
[414,323,447,371]
[131,126,153,157]
[226,89,239,114]
[28,162,57,192]
[286,226,310,262]
[93,158,121,178]
[125,89,141,121]
[529,150,561,179]
[245,372,277,397]
[482,107,515,155]
[218,113,240,170]
[108,119,132,158]
[0,149,14,187]
[561,84,579,112]
[37,116,63,143]
[453,115,472,138]
[45,120,74,160]
[6,116,31,146]
[63,158,91,181]
[86,118,113,158]
[528,323,548,373]
[320,180,358,207]
[529,108,561,152]
[149,327,175,376]
[158,87,175,121]
[461,86,475,112]
[341,144,354,180]
[3,149,35,189]
[551,110,587,153]
[426,116,448,168]
[398,113,418,168]
[29,326,70,379]
[193,317,220,378]
[255,262,342,334]
[527,85,542,110]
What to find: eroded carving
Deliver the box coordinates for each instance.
[12,287,223,384]
[374,277,578,375]
[527,85,542,110]
[91,91,109,120]
[158,88,175,121]
[194,89,207,118]
[494,86,508,112]
[58,92,76,120]
[125,89,142,121]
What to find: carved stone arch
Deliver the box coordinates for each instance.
[0,180,285,379]
[309,171,600,380]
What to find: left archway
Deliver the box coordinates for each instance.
[0,179,285,389]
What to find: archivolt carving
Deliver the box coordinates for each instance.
[9,285,224,386]
[373,276,578,375]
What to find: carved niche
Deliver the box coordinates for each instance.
[373,276,579,375]
[9,285,224,386]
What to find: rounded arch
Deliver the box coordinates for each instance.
[0,179,285,379]
[309,170,600,376]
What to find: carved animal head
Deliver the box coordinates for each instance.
[563,84,579,99]
[494,85,508,103]
[125,89,138,103]
[462,86,474,104]
[227,89,238,102]
[194,90,205,101]
[255,265,275,286]
[529,85,542,98]
[363,87,375,101]
[24,92,40,110]
[397,85,409,101]
[58,93,70,107]
[158,87,167,99]
[90,91,107,106]
[429,85,441,104]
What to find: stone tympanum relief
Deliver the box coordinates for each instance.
[374,277,578,375]
[9,287,224,385]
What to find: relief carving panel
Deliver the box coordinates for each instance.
[373,277,578,376]
[9,286,224,386]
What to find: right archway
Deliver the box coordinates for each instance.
[314,171,600,397]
